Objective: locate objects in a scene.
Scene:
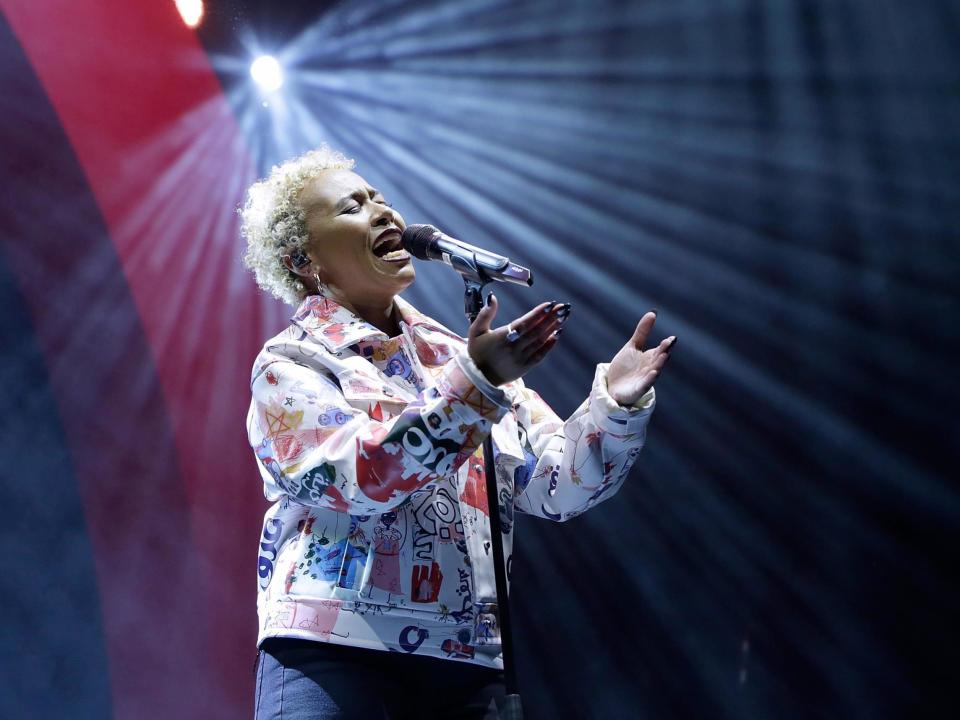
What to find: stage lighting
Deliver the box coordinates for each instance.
[174,0,203,28]
[250,56,284,92]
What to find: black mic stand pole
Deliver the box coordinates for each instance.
[462,275,524,720]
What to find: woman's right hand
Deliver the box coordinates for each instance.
[467,294,570,386]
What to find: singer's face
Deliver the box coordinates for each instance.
[300,169,414,305]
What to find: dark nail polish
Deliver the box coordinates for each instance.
[486,292,494,307]
[544,301,558,313]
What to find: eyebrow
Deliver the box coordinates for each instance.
[333,187,381,211]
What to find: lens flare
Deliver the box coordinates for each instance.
[250,55,283,92]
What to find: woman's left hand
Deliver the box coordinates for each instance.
[606,311,676,406]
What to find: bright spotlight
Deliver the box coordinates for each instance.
[250,56,284,92]
[175,0,204,28]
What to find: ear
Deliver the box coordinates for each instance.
[282,250,313,278]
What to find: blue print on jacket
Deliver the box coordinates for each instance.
[317,536,367,588]
[255,438,283,483]
[257,517,283,590]
[295,515,369,588]
[514,439,538,495]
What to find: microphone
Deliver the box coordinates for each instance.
[401,224,533,287]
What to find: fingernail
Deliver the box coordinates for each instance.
[554,303,571,315]
[666,336,677,351]
[544,301,558,313]
[486,292,495,307]
[553,328,564,338]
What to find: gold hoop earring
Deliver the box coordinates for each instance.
[313,272,328,297]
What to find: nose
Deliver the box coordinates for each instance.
[371,206,390,226]
[371,202,400,229]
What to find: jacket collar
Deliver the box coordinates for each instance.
[290,293,463,354]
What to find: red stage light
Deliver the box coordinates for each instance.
[175,0,203,28]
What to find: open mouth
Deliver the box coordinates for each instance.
[372,231,410,262]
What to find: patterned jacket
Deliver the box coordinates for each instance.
[247,293,655,668]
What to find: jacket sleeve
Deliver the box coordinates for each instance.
[511,363,656,521]
[247,350,509,514]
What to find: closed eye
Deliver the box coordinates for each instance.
[335,189,392,214]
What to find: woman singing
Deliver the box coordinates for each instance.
[242,146,675,719]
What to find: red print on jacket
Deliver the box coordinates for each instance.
[356,426,434,503]
[323,323,349,346]
[460,454,489,516]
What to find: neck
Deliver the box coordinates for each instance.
[330,291,401,337]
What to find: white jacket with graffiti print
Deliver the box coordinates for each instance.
[248,293,655,668]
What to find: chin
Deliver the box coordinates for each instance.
[391,264,416,291]
[364,257,416,296]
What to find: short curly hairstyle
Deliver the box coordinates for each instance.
[239,145,355,305]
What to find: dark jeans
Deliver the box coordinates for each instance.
[254,638,506,719]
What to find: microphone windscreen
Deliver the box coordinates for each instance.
[401,224,437,260]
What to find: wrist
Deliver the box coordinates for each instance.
[455,352,513,411]
[590,364,654,435]
[599,364,655,412]
[468,347,505,386]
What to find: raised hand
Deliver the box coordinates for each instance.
[606,311,676,406]
[467,295,570,386]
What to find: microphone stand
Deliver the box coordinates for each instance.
[462,276,524,720]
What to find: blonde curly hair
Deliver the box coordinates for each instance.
[239,146,355,305]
